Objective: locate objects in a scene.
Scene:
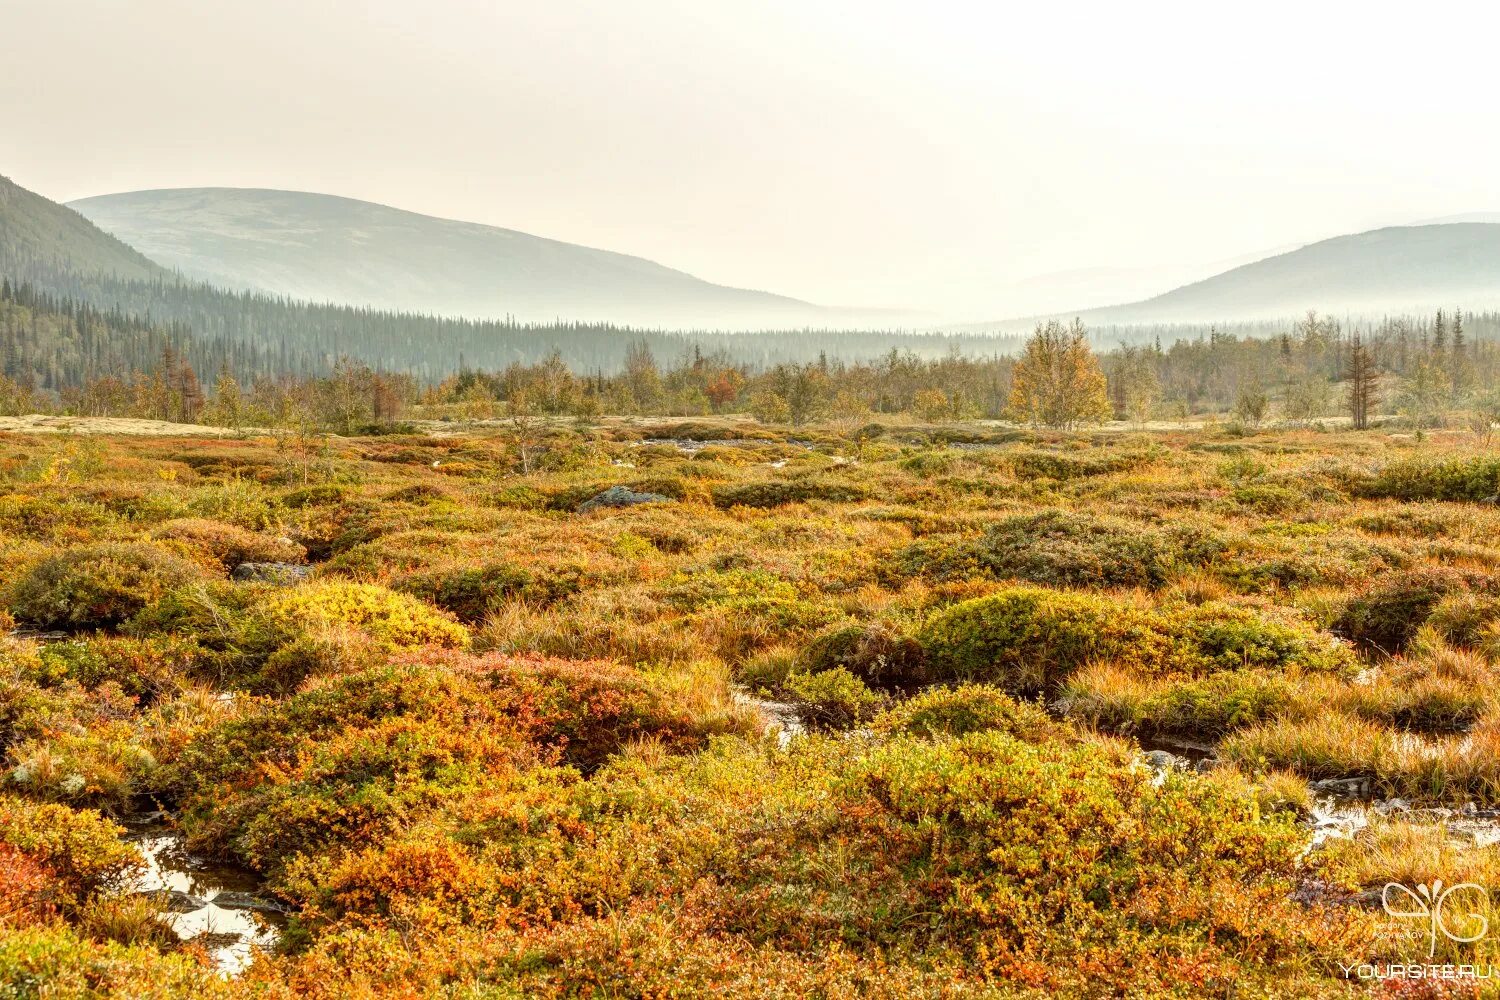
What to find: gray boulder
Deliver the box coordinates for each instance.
[210,890,286,913]
[577,486,672,514]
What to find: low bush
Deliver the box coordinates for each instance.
[782,668,881,728]
[394,563,534,621]
[3,543,208,630]
[1332,566,1474,654]
[872,684,1062,741]
[798,621,927,689]
[711,477,867,509]
[0,795,139,913]
[130,580,467,692]
[916,586,1352,694]
[32,636,196,701]
[1355,455,1500,502]
[151,516,305,571]
[901,509,1222,589]
[1057,664,1299,738]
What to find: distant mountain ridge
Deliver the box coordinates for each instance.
[967,223,1500,332]
[68,187,845,329]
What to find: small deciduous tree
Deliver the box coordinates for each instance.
[1233,380,1269,428]
[1005,320,1111,429]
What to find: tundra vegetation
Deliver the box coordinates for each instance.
[5,412,1500,997]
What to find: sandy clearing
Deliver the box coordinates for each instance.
[0,414,248,437]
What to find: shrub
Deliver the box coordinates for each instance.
[872,684,1061,741]
[1332,567,1474,654]
[394,563,534,621]
[34,636,196,701]
[916,588,1174,692]
[916,587,1352,694]
[711,478,867,509]
[151,516,305,571]
[798,621,927,689]
[0,795,139,913]
[4,543,208,630]
[1356,455,1500,502]
[131,580,466,692]
[1008,448,1154,480]
[902,509,1222,590]
[1057,664,1298,739]
[265,582,469,649]
[782,668,881,728]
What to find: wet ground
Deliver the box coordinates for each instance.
[121,813,284,976]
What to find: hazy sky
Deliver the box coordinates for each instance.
[6,0,1500,319]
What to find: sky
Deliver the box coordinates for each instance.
[5,0,1500,320]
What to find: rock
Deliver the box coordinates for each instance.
[1374,797,1411,815]
[1311,777,1370,798]
[210,891,285,913]
[576,486,672,514]
[1143,750,1186,772]
[232,562,311,585]
[140,889,208,913]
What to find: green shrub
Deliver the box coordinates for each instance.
[34,636,197,701]
[1356,455,1500,502]
[1058,665,1298,738]
[1333,567,1474,654]
[4,543,208,630]
[916,587,1352,694]
[712,478,867,509]
[902,509,1222,590]
[873,684,1061,741]
[394,563,534,621]
[798,621,928,689]
[782,668,881,728]
[1009,449,1155,480]
[916,588,1174,692]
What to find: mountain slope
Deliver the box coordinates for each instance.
[1083,224,1500,325]
[68,187,833,329]
[0,175,168,284]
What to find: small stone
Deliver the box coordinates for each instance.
[232,562,312,585]
[1143,750,1185,772]
[210,891,285,913]
[576,486,673,514]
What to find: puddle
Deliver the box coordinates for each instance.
[122,814,284,976]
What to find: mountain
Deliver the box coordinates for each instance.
[67,187,842,329]
[1082,224,1500,325]
[964,224,1500,333]
[0,175,167,284]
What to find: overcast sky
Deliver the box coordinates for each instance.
[6,0,1499,319]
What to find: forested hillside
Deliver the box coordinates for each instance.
[0,175,167,285]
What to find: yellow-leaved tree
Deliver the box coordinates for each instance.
[1005,319,1112,429]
